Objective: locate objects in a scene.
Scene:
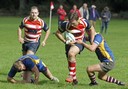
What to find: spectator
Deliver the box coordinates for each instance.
[89,5,101,28]
[57,5,67,25]
[100,6,111,34]
[79,3,89,20]
[70,5,81,17]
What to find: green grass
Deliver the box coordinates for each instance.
[0,16,128,89]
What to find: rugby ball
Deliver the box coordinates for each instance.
[64,31,75,44]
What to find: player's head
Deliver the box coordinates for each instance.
[30,6,39,20]
[68,12,79,27]
[13,61,26,71]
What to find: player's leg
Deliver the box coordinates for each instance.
[86,64,101,86]
[65,45,80,84]
[22,71,33,83]
[39,61,59,82]
[98,62,125,86]
[65,39,85,85]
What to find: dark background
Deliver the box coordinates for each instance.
[0,0,128,19]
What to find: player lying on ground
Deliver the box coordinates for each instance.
[76,32,125,86]
[7,55,59,84]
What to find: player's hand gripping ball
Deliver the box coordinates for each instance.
[64,31,75,44]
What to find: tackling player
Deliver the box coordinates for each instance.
[7,55,59,84]
[55,12,96,85]
[18,6,50,55]
[76,32,125,86]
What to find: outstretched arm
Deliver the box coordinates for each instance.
[7,76,27,84]
[7,76,17,83]
[76,40,98,52]
[89,26,96,44]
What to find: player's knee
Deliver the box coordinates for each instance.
[86,66,92,72]
[68,52,75,57]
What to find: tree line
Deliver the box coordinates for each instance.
[0,0,128,18]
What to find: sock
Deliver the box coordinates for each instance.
[89,74,96,83]
[68,61,76,80]
[106,76,122,85]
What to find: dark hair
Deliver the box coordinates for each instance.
[68,12,79,22]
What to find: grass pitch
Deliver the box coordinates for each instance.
[0,16,128,89]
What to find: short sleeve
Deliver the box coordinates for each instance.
[8,66,18,78]
[19,21,24,29]
[42,22,49,32]
[84,19,91,31]
[58,21,67,33]
[93,34,102,45]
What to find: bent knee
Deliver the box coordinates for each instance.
[68,52,76,57]
[86,66,93,72]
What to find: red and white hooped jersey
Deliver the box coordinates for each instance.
[19,16,49,42]
[59,17,91,40]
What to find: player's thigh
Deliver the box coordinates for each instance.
[68,45,80,55]
[23,71,32,81]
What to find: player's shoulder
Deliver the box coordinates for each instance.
[59,21,68,30]
[95,34,102,39]
[94,33,103,43]
[22,16,29,22]
[79,17,89,26]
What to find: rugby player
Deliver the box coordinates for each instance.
[76,32,125,86]
[18,6,50,55]
[7,55,59,84]
[55,12,96,85]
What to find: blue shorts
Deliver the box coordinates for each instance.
[36,60,47,73]
[65,37,86,58]
[22,41,40,54]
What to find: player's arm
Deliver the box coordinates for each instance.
[76,40,98,52]
[55,30,66,44]
[89,26,96,44]
[18,27,24,44]
[7,76,18,83]
[41,22,50,47]
[18,20,25,44]
[41,28,50,46]
[7,76,28,84]
[7,66,24,83]
[31,65,40,84]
